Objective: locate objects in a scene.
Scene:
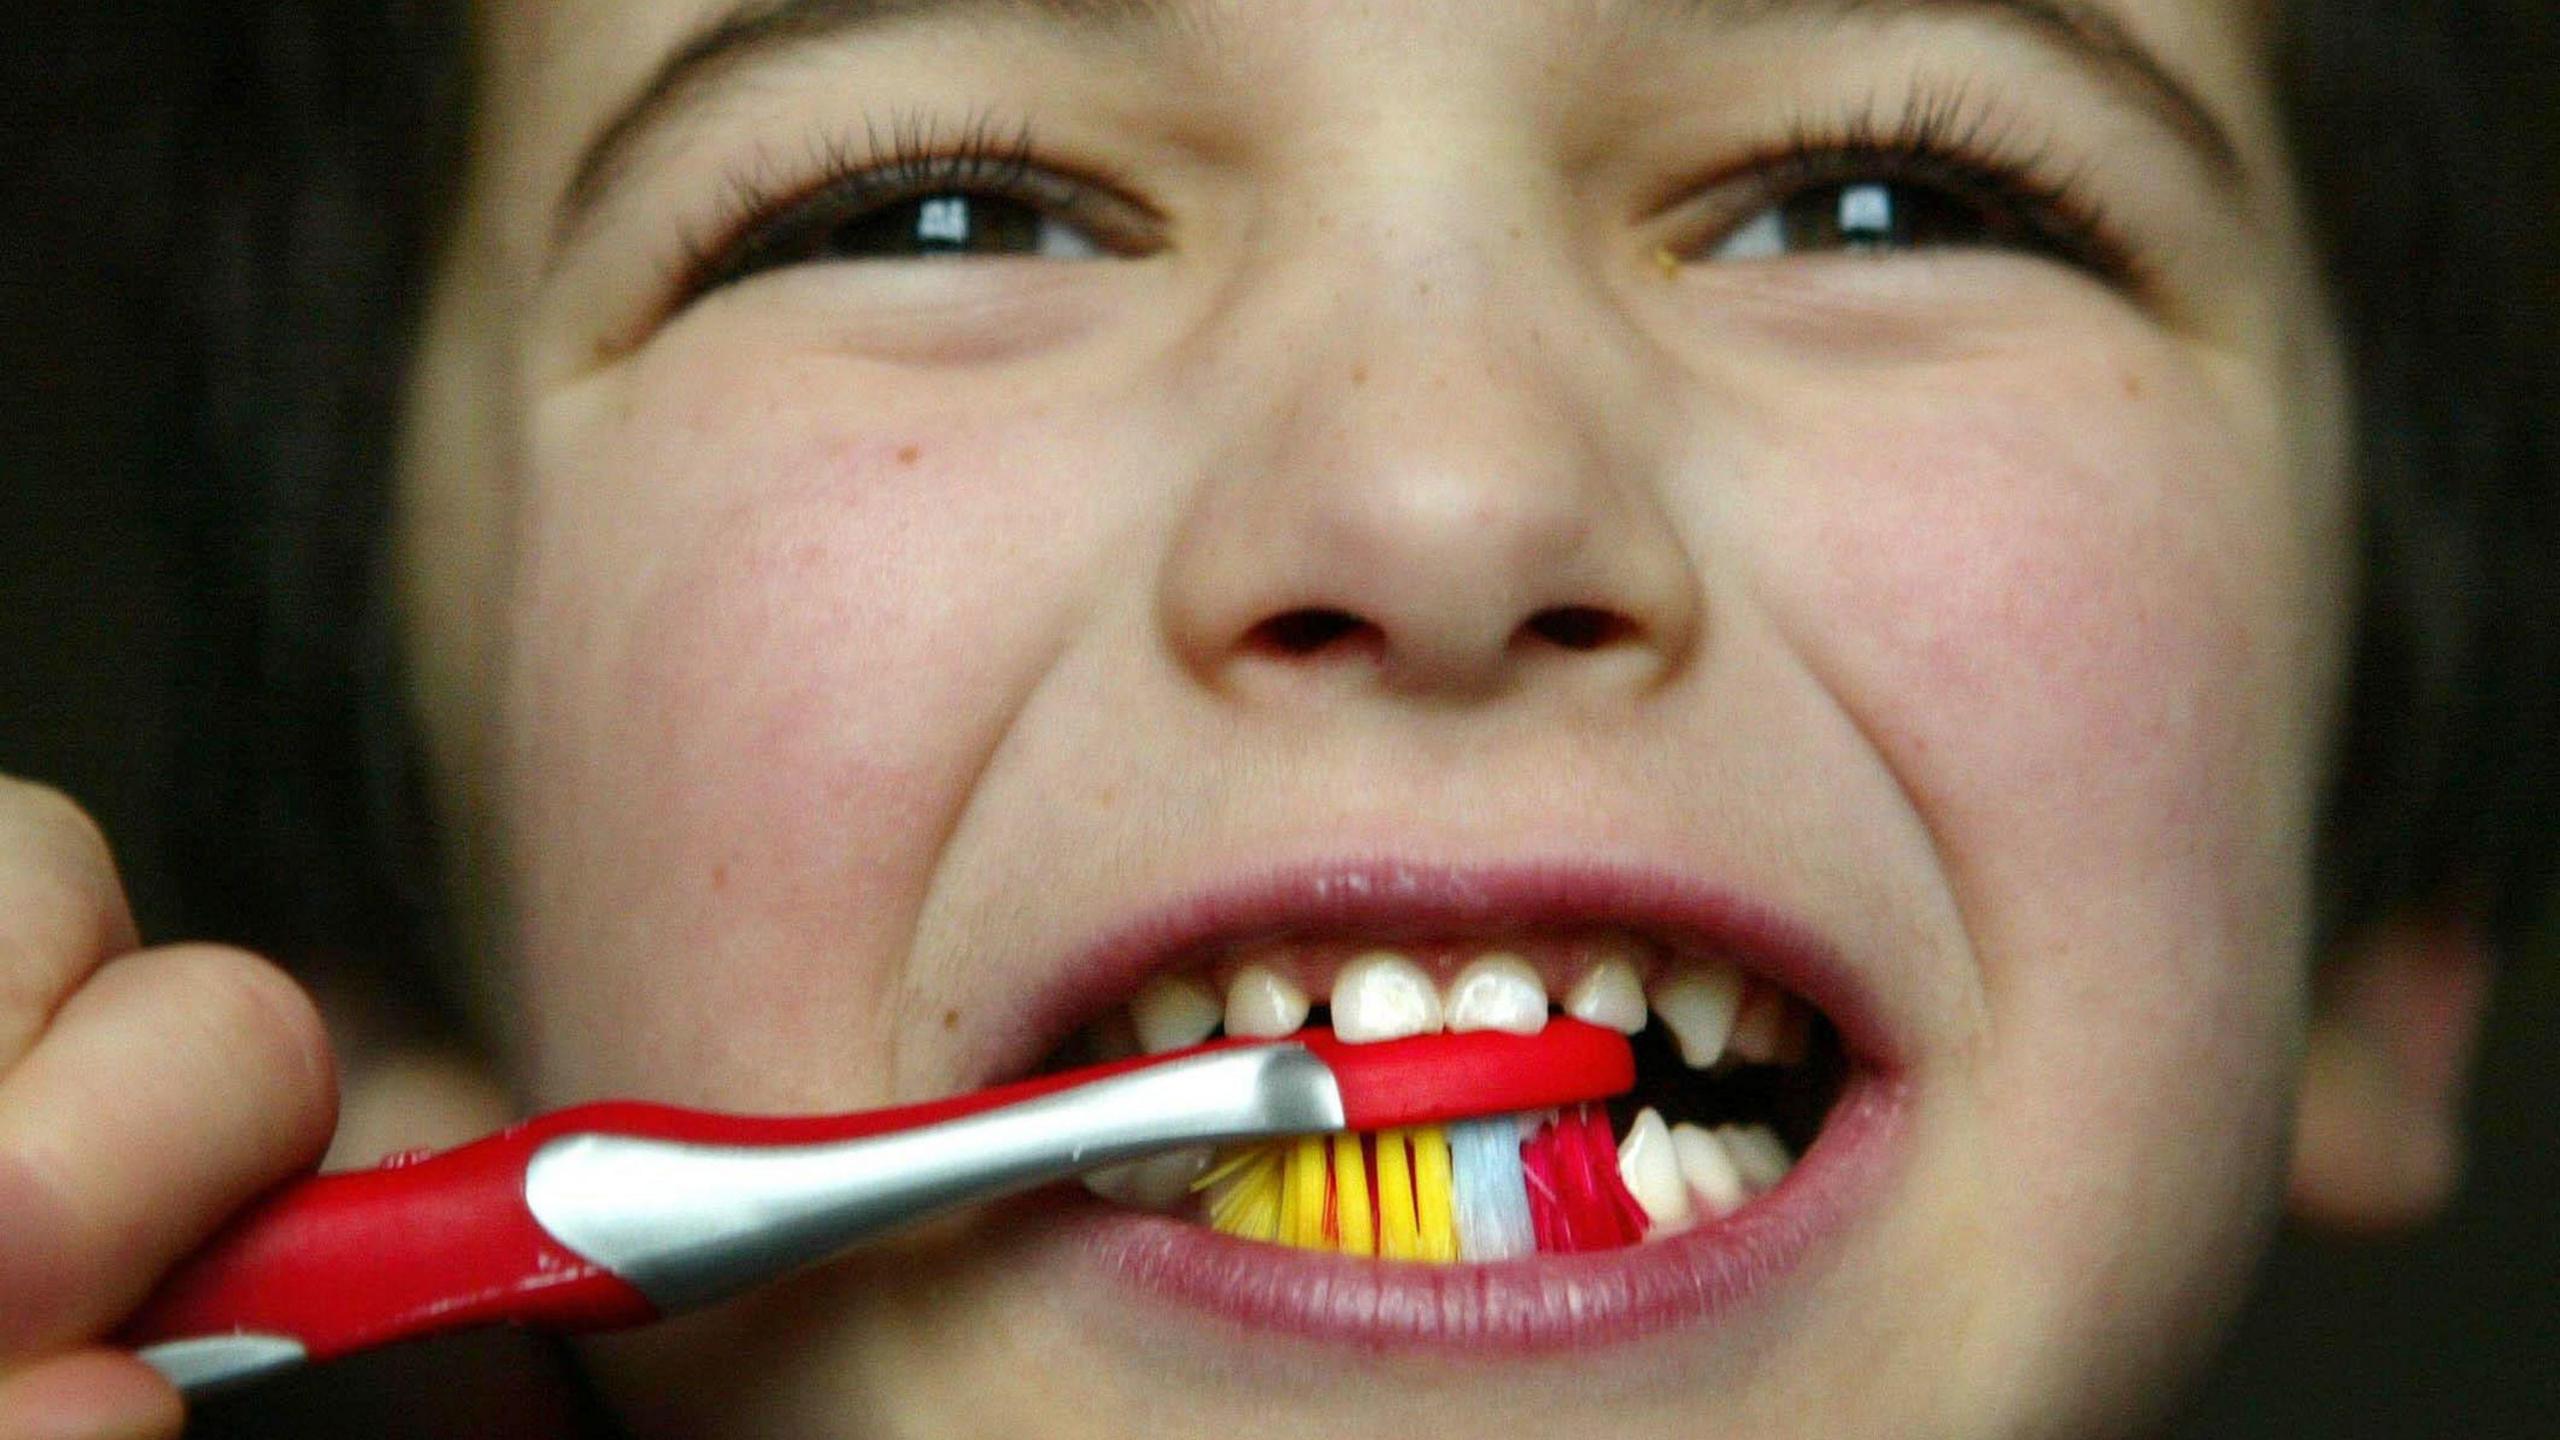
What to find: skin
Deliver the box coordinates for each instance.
[0,2,2488,1438]
[392,1,2356,1435]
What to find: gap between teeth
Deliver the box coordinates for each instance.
[1122,942,1812,1069]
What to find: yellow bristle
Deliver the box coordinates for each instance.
[1330,1134,1376,1256]
[1202,1145,1282,1242]
[1192,1146,1276,1195]
[1413,1125,1457,1262]
[1286,1135,1330,1250]
[1375,1128,1421,1261]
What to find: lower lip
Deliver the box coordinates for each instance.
[1062,1066,1908,1352]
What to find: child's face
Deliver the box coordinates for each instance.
[399,2,2352,1435]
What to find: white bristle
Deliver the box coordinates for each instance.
[1450,1117,1535,1262]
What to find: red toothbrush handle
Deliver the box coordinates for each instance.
[120,1023,1636,1360]
[119,1123,656,1362]
[115,1054,1259,1358]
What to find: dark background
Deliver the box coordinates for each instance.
[4,6,2553,1436]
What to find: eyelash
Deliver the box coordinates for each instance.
[1710,84,2147,287]
[669,112,1145,303]
[666,87,2146,310]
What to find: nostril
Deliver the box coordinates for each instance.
[1248,607,1381,658]
[1524,606,1637,652]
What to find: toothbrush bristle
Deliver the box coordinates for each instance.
[1195,1105,1643,1261]
[1449,1118,1535,1262]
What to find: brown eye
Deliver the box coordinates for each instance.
[821,191,1104,261]
[1712,178,2044,260]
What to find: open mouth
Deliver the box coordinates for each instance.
[999,862,1905,1349]
[1035,929,1853,1260]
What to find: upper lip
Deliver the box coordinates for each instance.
[987,856,1901,1084]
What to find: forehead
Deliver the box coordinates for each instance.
[472,0,2270,135]
[461,0,2277,271]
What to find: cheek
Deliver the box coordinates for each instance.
[497,355,1112,1106]
[1767,345,2327,1248]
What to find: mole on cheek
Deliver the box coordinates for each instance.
[895,444,922,466]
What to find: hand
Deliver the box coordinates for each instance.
[0,777,337,1440]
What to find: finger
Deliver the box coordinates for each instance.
[0,778,140,1068]
[0,945,337,1357]
[0,1350,183,1440]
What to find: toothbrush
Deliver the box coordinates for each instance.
[118,1019,1632,1397]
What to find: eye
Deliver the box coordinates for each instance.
[795,190,1105,263]
[1712,178,2043,260]
[1676,111,2139,286]
[678,120,1162,301]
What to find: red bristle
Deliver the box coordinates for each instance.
[1566,1101,1648,1240]
[1581,1106,1651,1246]
[1321,1149,1340,1245]
[1554,1109,1618,1249]
[1523,1122,1564,1253]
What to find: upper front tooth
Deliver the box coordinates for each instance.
[1444,952,1547,1034]
[1648,959,1744,1068]
[1223,963,1311,1039]
[1616,1107,1696,1234]
[1564,954,1647,1034]
[1131,975,1221,1053]
[1330,951,1444,1043]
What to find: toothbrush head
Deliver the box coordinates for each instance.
[1299,1017,1634,1131]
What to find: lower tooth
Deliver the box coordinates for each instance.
[1082,1147,1214,1210]
[1718,1123,1793,1194]
[1616,1108,1695,1234]
[1670,1123,1749,1218]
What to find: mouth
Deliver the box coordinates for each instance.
[996,861,1909,1350]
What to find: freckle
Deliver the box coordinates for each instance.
[1350,363,1369,386]
[710,862,730,890]
[2121,372,2145,399]
[1507,224,1524,242]
[942,1009,960,1030]
[896,444,922,465]
[1416,279,1432,297]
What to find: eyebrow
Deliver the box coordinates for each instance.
[550,0,2245,258]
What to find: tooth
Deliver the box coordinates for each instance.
[1563,955,1647,1034]
[1670,1123,1750,1219]
[1330,951,1443,1043]
[1080,1147,1213,1210]
[1616,1108,1695,1235]
[1223,963,1311,1039]
[1444,951,1548,1035]
[1646,959,1744,1067]
[1718,1123,1793,1194]
[1130,975,1221,1054]
[1725,980,1789,1064]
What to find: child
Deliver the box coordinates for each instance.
[1,1,2550,1436]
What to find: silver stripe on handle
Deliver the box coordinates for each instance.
[136,1332,308,1397]
[525,1042,1344,1313]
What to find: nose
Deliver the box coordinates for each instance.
[1158,242,1703,703]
